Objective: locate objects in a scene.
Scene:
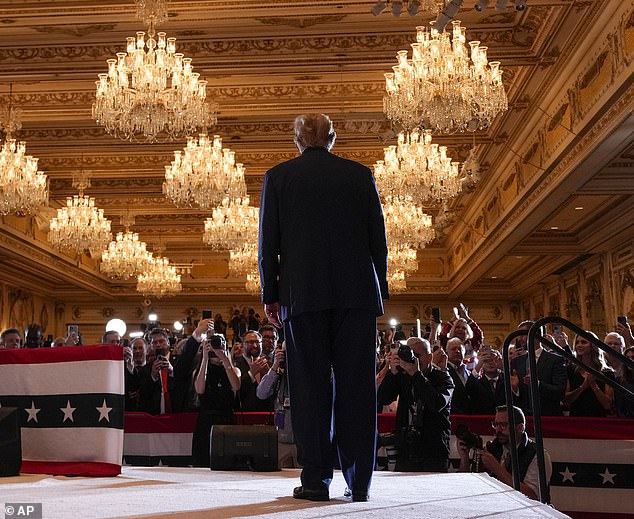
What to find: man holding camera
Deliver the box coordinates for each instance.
[457,405,552,501]
[377,337,454,472]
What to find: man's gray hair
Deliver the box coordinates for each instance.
[294,113,336,151]
[407,336,431,354]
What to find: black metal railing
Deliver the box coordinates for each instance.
[501,317,634,503]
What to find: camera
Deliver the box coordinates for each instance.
[397,343,416,363]
[208,333,226,350]
[455,424,483,450]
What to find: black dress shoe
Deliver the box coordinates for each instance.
[293,486,329,501]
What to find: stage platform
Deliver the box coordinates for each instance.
[1,467,568,519]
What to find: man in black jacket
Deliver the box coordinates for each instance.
[259,113,389,502]
[377,337,454,472]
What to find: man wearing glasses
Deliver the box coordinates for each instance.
[457,405,552,501]
[234,330,272,411]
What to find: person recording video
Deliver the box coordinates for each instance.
[457,405,552,501]
[377,337,453,472]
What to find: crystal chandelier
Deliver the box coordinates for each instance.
[101,230,153,280]
[374,129,462,203]
[137,256,182,297]
[383,20,508,132]
[48,172,112,257]
[228,242,258,277]
[0,90,48,215]
[163,134,241,209]
[203,196,258,251]
[245,269,261,296]
[383,195,435,249]
[388,269,407,293]
[92,0,216,142]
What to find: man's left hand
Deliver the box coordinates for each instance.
[264,302,282,328]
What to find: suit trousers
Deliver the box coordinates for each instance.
[284,308,377,494]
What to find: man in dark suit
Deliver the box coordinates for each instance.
[511,322,567,416]
[466,347,507,414]
[446,338,472,414]
[259,113,389,502]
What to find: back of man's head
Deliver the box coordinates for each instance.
[294,114,336,152]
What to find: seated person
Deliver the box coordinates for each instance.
[377,337,453,472]
[192,332,241,467]
[465,347,506,415]
[458,405,552,501]
[564,332,615,417]
[0,328,21,349]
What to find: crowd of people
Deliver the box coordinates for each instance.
[1,306,633,500]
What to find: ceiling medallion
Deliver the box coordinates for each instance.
[92,0,216,142]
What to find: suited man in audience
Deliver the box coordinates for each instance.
[446,337,471,414]
[233,330,272,411]
[259,113,388,502]
[466,347,507,414]
[511,321,567,416]
[125,337,148,412]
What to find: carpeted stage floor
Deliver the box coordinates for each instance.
[1,468,569,519]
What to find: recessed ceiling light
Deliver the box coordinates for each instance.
[574,206,584,210]
[550,226,559,230]
[491,276,497,279]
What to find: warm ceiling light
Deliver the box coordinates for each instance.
[550,226,559,230]
[574,206,584,210]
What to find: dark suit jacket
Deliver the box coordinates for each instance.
[465,373,507,415]
[259,147,389,319]
[234,356,274,412]
[511,349,567,416]
[447,363,471,414]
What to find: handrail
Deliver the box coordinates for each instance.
[504,317,634,503]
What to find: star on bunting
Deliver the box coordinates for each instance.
[560,467,576,483]
[25,401,41,423]
[60,400,76,423]
[599,467,616,485]
[96,399,112,422]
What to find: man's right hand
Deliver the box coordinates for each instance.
[264,302,282,328]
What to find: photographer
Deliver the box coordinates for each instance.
[377,337,454,472]
[457,405,552,501]
[192,330,241,467]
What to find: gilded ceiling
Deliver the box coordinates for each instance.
[0,0,632,306]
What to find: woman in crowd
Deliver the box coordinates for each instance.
[615,346,634,417]
[191,333,241,467]
[564,332,615,417]
[440,304,483,369]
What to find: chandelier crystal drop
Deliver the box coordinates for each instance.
[136,256,182,297]
[101,231,153,279]
[163,134,240,209]
[374,129,462,203]
[383,195,435,249]
[383,20,508,132]
[48,194,113,257]
[228,243,258,277]
[203,196,258,251]
[92,0,216,142]
[0,95,48,215]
